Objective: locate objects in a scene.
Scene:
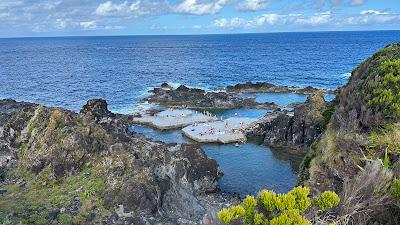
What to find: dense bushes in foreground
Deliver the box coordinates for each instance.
[218,186,339,225]
[219,158,400,225]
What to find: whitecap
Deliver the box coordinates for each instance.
[342,72,351,78]
[167,82,182,89]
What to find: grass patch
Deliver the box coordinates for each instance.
[0,164,109,225]
[369,123,400,155]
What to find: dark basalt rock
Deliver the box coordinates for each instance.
[246,92,329,150]
[225,81,329,95]
[160,82,172,89]
[0,98,227,224]
[80,99,115,120]
[226,82,278,92]
[144,84,277,109]
[0,99,37,178]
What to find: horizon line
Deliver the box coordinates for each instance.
[1,29,400,39]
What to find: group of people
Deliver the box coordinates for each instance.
[199,127,221,136]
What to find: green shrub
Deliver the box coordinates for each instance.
[253,213,267,225]
[243,196,257,224]
[313,191,340,211]
[257,190,277,212]
[391,178,400,201]
[218,186,340,225]
[317,107,335,131]
[276,193,296,211]
[369,123,400,155]
[367,59,400,119]
[218,205,245,225]
[288,186,312,213]
[59,213,73,225]
[269,209,311,225]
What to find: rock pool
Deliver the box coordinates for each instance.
[129,106,304,197]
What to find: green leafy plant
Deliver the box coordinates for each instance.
[369,123,400,155]
[218,186,340,225]
[269,209,311,225]
[218,205,246,225]
[367,59,400,119]
[313,191,341,211]
[391,178,400,201]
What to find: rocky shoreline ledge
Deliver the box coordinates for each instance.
[142,82,330,111]
[143,83,277,109]
[245,91,333,150]
[225,81,333,94]
[0,99,236,224]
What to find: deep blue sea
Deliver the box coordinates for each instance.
[1,31,399,113]
[1,30,399,196]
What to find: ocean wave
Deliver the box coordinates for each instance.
[342,72,351,78]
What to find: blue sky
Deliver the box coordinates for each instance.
[0,0,399,37]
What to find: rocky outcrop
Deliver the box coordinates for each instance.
[0,99,37,180]
[245,92,331,150]
[0,99,230,224]
[301,43,400,193]
[143,85,277,109]
[225,82,330,95]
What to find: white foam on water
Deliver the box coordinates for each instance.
[131,102,161,114]
[342,72,351,78]
[167,82,182,89]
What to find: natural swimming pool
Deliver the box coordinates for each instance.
[129,100,307,196]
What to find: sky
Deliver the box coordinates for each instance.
[0,0,399,37]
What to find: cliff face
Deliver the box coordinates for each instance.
[246,91,332,150]
[301,43,400,192]
[0,99,226,224]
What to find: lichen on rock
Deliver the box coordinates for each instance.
[0,98,226,224]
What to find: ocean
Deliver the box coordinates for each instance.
[1,30,399,196]
[1,30,399,113]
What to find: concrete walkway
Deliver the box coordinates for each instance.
[132,109,217,130]
[182,117,257,143]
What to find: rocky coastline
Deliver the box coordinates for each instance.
[143,82,331,111]
[225,81,332,94]
[245,91,333,150]
[2,42,400,225]
[143,84,278,109]
[0,98,236,224]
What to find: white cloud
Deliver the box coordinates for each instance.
[96,1,148,17]
[214,17,245,27]
[237,0,270,11]
[345,11,399,25]
[80,21,97,30]
[55,18,67,29]
[96,1,131,16]
[175,0,230,15]
[0,0,398,36]
[360,10,389,15]
[296,12,331,26]
[214,10,400,29]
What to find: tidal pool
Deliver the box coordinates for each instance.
[238,92,335,106]
[129,121,303,196]
[201,141,302,196]
[129,94,310,196]
[203,108,271,119]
